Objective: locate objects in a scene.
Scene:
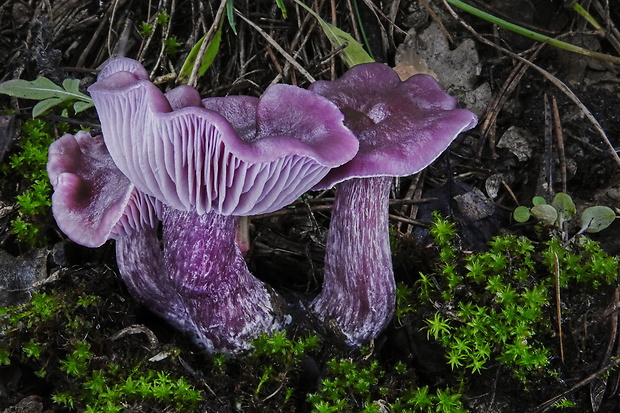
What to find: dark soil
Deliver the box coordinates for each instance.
[2,0,620,412]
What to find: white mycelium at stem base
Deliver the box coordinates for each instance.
[311,176,394,346]
[161,206,284,353]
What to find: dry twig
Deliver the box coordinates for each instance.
[235,8,315,84]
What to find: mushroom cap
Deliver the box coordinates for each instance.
[309,63,478,189]
[48,131,159,247]
[88,58,359,216]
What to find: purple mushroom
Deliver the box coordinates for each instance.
[308,63,478,346]
[47,132,193,332]
[48,57,358,353]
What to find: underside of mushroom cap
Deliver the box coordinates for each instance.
[309,63,478,189]
[48,131,160,247]
[88,58,359,216]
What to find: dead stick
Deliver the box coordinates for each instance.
[543,93,554,198]
[553,252,564,364]
[552,96,567,194]
[236,9,316,83]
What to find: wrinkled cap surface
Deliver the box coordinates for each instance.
[309,63,478,188]
[88,58,359,216]
[48,131,159,247]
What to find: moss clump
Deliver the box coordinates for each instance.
[0,267,203,413]
[1,118,69,246]
[395,211,618,402]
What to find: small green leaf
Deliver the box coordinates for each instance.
[513,206,531,223]
[62,78,81,94]
[276,0,288,18]
[580,206,616,233]
[530,204,558,226]
[226,0,237,35]
[294,0,374,67]
[33,98,64,118]
[0,76,93,118]
[0,77,60,100]
[532,196,546,206]
[552,193,576,223]
[178,22,224,84]
[73,101,94,114]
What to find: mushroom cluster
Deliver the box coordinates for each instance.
[48,57,476,353]
[49,57,358,353]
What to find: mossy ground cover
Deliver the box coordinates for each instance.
[1,212,619,412]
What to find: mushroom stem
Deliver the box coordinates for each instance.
[116,226,194,334]
[161,206,285,353]
[311,176,395,346]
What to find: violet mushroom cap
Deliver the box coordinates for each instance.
[308,63,478,346]
[47,132,193,332]
[84,57,359,352]
[88,57,359,216]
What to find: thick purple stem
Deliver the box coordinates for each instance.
[116,226,195,334]
[161,206,285,353]
[311,176,395,346]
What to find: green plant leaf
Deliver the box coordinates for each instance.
[552,193,576,224]
[293,0,374,67]
[33,98,64,118]
[0,77,93,117]
[178,22,224,84]
[580,206,616,233]
[532,196,546,206]
[226,0,237,35]
[513,206,531,223]
[530,204,558,226]
[275,0,288,18]
[62,78,82,94]
[445,0,620,65]
[73,101,94,114]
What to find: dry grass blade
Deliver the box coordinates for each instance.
[552,96,567,194]
[543,93,554,198]
[235,9,316,84]
[441,0,620,168]
[397,172,425,234]
[76,5,113,68]
[592,0,620,56]
[418,0,453,43]
[150,0,176,78]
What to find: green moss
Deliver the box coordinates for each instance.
[0,270,204,412]
[2,118,69,246]
[395,212,619,389]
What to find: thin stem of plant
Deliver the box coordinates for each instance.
[528,356,620,412]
